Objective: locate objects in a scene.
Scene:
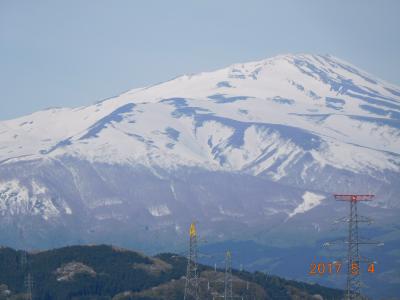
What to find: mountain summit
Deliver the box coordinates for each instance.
[2,54,399,170]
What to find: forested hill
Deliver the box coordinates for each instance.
[0,244,343,300]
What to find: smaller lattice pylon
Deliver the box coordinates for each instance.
[24,273,33,300]
[184,222,200,300]
[224,250,233,300]
[211,250,246,299]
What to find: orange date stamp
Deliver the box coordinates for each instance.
[309,261,375,275]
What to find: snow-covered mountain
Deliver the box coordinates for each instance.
[0,54,399,250]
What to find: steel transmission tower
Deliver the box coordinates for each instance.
[20,250,33,300]
[184,222,200,300]
[334,194,374,300]
[24,273,33,300]
[224,251,233,300]
[19,224,34,300]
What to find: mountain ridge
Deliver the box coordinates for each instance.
[1,54,399,165]
[0,244,345,300]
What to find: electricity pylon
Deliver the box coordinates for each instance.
[224,251,233,300]
[24,273,33,300]
[334,194,374,300]
[212,250,244,300]
[18,224,34,300]
[184,222,200,300]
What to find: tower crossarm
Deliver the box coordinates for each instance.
[334,194,374,201]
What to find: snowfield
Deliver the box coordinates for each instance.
[1,54,399,175]
[0,53,399,246]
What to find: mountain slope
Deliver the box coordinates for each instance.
[0,54,399,224]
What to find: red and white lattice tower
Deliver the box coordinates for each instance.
[334,194,374,300]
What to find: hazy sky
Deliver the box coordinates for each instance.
[1,0,399,120]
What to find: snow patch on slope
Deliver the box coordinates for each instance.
[148,205,171,217]
[0,180,59,219]
[288,191,325,218]
[0,180,29,215]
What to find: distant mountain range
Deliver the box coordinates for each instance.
[0,54,399,298]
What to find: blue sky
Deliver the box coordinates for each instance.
[1,0,399,120]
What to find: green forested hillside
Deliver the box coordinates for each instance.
[0,245,344,299]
